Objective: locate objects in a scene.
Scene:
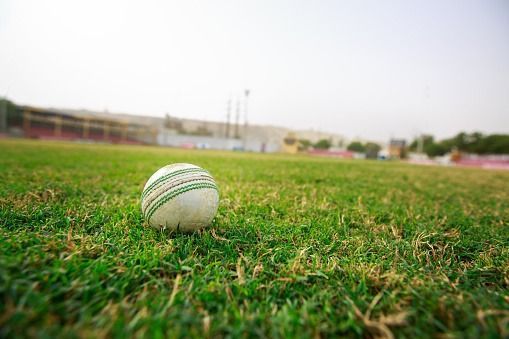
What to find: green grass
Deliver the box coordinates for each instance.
[1,139,508,338]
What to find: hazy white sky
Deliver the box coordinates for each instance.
[1,0,508,141]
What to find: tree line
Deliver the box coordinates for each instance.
[300,138,382,159]
[4,97,507,156]
[409,132,509,156]
[304,131,509,158]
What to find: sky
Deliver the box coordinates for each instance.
[1,0,508,141]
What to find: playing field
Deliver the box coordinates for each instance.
[1,139,508,338]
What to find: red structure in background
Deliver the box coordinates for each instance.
[308,150,354,158]
[24,126,143,144]
[455,154,509,170]
[15,107,156,145]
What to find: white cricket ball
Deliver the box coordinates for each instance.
[141,163,219,232]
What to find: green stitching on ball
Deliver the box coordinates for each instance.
[141,167,210,200]
[142,176,217,211]
[141,167,210,199]
[145,182,218,222]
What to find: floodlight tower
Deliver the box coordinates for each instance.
[417,134,424,154]
[225,96,231,138]
[234,95,240,139]
[243,89,250,150]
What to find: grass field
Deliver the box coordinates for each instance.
[1,139,508,338]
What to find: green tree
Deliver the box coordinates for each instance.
[0,97,19,128]
[478,134,509,154]
[365,142,381,159]
[409,135,434,152]
[425,142,448,157]
[438,132,509,155]
[314,139,331,150]
[347,141,365,153]
[298,139,312,151]
[410,132,509,156]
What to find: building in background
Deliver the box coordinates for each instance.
[281,132,299,154]
[0,99,347,153]
[388,139,407,159]
[5,105,156,144]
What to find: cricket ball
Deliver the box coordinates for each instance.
[141,163,219,232]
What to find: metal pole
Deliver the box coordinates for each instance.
[234,96,240,139]
[225,97,231,138]
[243,89,250,150]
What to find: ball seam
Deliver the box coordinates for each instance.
[145,182,218,223]
[141,167,210,200]
[142,176,217,214]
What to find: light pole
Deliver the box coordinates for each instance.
[234,95,240,139]
[243,89,250,150]
[225,96,231,138]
